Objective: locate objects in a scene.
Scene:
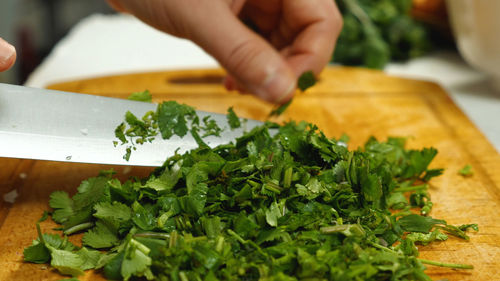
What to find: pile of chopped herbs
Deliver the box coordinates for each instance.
[24,101,477,281]
[333,0,432,69]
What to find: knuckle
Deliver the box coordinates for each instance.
[322,1,343,36]
[334,15,344,35]
[330,2,344,32]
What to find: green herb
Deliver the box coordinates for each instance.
[38,210,49,223]
[127,90,152,102]
[226,107,241,129]
[459,164,474,177]
[419,259,474,270]
[25,101,476,280]
[23,224,100,277]
[333,0,431,69]
[269,99,292,117]
[297,71,317,91]
[114,101,228,160]
[269,71,317,117]
[459,223,479,231]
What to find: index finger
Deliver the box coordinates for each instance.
[280,0,342,77]
[0,38,16,72]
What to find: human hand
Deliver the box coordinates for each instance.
[0,37,16,72]
[107,0,342,103]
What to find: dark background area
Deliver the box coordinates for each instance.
[0,0,115,84]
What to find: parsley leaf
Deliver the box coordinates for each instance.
[38,210,49,223]
[297,70,317,91]
[48,246,85,277]
[398,214,446,233]
[49,191,74,224]
[157,101,196,139]
[76,247,101,270]
[127,90,152,102]
[82,221,119,249]
[226,107,241,129]
[269,99,292,118]
[94,201,131,223]
[23,241,50,264]
[265,201,282,227]
[269,71,317,117]
[459,164,474,177]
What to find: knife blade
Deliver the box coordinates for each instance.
[0,83,264,166]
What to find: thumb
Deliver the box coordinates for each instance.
[0,38,16,72]
[186,3,296,103]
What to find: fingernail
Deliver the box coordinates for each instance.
[256,69,296,103]
[0,39,16,65]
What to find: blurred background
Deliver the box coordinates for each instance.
[0,0,113,84]
[0,0,451,85]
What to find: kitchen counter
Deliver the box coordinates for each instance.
[25,13,500,152]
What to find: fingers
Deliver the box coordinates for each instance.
[0,38,16,72]
[228,0,246,14]
[237,0,342,89]
[103,0,341,104]
[106,0,128,12]
[279,0,342,77]
[187,2,296,103]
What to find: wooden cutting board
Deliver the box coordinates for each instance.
[0,67,499,280]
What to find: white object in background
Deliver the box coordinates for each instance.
[447,0,500,91]
[25,14,218,88]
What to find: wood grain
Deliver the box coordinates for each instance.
[0,67,498,280]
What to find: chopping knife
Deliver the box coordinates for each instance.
[0,83,264,166]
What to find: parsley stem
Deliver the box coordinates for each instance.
[134,232,171,240]
[36,223,46,245]
[321,224,366,237]
[368,241,398,254]
[283,167,293,188]
[64,222,94,235]
[393,184,428,193]
[215,236,225,253]
[227,229,269,259]
[247,180,260,188]
[169,231,178,248]
[179,271,189,281]
[227,229,246,244]
[130,238,151,255]
[418,258,474,269]
[263,182,282,194]
[369,242,473,269]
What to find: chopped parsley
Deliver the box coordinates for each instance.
[459,164,474,177]
[226,107,241,129]
[297,71,317,91]
[269,71,317,117]
[114,101,230,160]
[127,90,152,102]
[24,101,477,280]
